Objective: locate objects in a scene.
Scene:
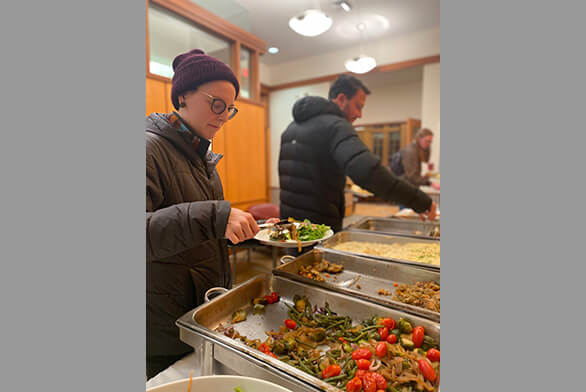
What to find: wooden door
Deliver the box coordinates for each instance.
[405,118,421,145]
[146,77,168,115]
[221,101,267,209]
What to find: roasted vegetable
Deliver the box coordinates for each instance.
[397,318,413,333]
[400,335,415,350]
[252,304,265,315]
[272,341,286,355]
[252,296,269,305]
[309,328,326,342]
[231,309,247,324]
[294,295,306,313]
[421,335,438,350]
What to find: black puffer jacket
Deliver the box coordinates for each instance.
[278,96,432,232]
[146,113,232,361]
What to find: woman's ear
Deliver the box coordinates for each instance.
[179,95,186,108]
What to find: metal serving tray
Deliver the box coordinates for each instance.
[274,249,440,322]
[347,216,440,240]
[177,274,440,392]
[317,231,440,271]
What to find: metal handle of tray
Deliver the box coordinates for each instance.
[280,255,296,265]
[204,287,229,302]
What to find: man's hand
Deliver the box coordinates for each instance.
[265,217,281,224]
[430,182,440,191]
[225,208,260,244]
[419,201,437,222]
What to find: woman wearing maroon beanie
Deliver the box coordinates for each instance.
[145,49,270,378]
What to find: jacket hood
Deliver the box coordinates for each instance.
[292,96,345,123]
[146,113,222,170]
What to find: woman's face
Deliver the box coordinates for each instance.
[178,80,237,140]
[418,135,433,151]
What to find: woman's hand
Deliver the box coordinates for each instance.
[225,208,260,244]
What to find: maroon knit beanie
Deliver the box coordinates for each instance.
[171,49,240,110]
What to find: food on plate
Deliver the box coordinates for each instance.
[298,259,344,282]
[231,309,247,324]
[351,184,373,197]
[219,295,440,391]
[269,218,331,241]
[331,241,440,266]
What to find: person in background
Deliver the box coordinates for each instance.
[398,128,440,190]
[278,74,436,233]
[145,49,270,379]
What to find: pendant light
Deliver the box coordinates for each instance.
[289,8,333,37]
[344,2,377,74]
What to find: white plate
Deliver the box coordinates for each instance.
[147,375,293,392]
[254,226,334,248]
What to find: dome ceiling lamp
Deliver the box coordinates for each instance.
[344,4,377,74]
[288,3,333,37]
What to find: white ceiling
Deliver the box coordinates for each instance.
[229,0,440,65]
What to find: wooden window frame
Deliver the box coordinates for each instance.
[146,0,266,102]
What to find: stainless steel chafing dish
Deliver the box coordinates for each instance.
[317,231,440,271]
[274,249,440,322]
[177,274,440,392]
[347,216,440,240]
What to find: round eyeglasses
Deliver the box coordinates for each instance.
[199,91,238,119]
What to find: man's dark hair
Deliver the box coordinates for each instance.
[328,74,371,100]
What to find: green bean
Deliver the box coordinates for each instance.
[323,374,347,383]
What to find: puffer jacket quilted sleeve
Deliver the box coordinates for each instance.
[328,119,432,213]
[145,140,231,262]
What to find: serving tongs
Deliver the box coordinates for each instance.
[258,219,291,229]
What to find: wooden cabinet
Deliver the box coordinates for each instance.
[146,76,269,209]
[218,101,267,209]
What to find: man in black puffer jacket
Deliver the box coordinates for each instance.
[279,75,436,232]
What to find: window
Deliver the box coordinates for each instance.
[148,4,231,79]
[387,131,401,166]
[372,133,384,160]
[239,46,251,98]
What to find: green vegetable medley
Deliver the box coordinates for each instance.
[296,219,331,241]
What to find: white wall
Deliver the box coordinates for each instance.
[357,80,422,125]
[260,27,440,86]
[268,82,330,187]
[421,63,440,171]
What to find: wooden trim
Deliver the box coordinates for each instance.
[150,0,266,53]
[267,55,440,92]
[236,96,264,107]
[146,0,150,75]
[355,121,405,129]
[147,72,171,83]
[232,41,241,86]
[260,83,270,95]
[251,50,260,101]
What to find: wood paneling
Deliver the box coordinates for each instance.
[164,81,174,112]
[146,77,168,115]
[221,101,266,204]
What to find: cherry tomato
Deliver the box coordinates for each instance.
[356,358,371,370]
[362,372,377,392]
[382,318,396,329]
[270,291,279,303]
[418,359,437,382]
[258,343,271,354]
[386,334,398,344]
[426,348,440,362]
[355,369,368,380]
[284,319,297,329]
[339,337,347,343]
[375,341,387,357]
[264,295,274,304]
[346,377,362,392]
[268,352,277,358]
[376,390,385,392]
[412,326,425,348]
[352,348,372,360]
[372,372,387,390]
[377,327,389,341]
[321,364,342,379]
[393,283,399,287]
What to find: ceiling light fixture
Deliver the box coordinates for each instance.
[345,55,376,74]
[289,9,333,37]
[335,0,352,12]
[344,1,377,74]
[268,47,279,54]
